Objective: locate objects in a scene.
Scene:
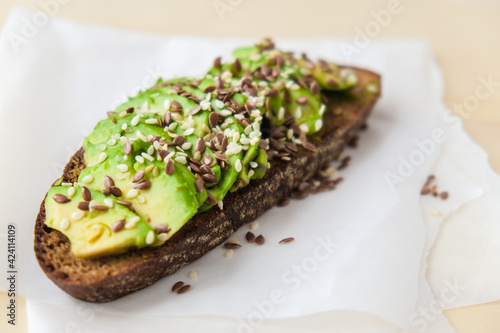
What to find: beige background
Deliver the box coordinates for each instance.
[1,0,499,332]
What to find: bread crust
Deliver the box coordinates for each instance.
[34,67,380,302]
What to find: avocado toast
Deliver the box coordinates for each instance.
[35,39,381,302]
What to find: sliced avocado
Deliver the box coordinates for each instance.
[45,186,153,258]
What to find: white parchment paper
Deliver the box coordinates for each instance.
[0,8,499,333]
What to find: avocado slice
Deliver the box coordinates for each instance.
[45,186,153,258]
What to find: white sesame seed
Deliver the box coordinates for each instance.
[217,200,223,210]
[248,170,255,178]
[181,142,192,150]
[285,80,294,89]
[121,123,128,131]
[81,175,94,184]
[131,114,140,126]
[137,131,148,142]
[119,110,127,118]
[291,83,300,90]
[125,216,140,229]
[104,198,114,208]
[137,195,147,204]
[233,132,240,143]
[147,145,155,156]
[157,233,168,242]
[174,156,187,164]
[153,141,160,150]
[299,124,309,133]
[60,218,70,230]
[224,249,234,257]
[67,187,76,197]
[184,128,195,136]
[189,270,198,279]
[135,155,145,164]
[163,152,175,161]
[215,100,225,109]
[146,231,155,245]
[98,152,107,164]
[141,153,154,162]
[145,118,158,125]
[117,164,129,172]
[249,130,261,139]
[220,110,232,116]
[89,200,97,212]
[250,221,258,230]
[295,107,302,119]
[71,211,84,221]
[235,159,242,172]
[115,173,125,181]
[107,138,117,146]
[202,124,211,134]
[153,166,159,177]
[97,144,107,152]
[250,161,258,168]
[201,101,211,111]
[164,99,171,110]
[145,165,155,173]
[240,137,251,145]
[126,189,139,199]
[278,107,285,120]
[319,104,326,116]
[120,136,128,144]
[315,119,323,132]
[168,122,178,131]
[61,182,73,187]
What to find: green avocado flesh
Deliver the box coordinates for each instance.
[45,39,367,258]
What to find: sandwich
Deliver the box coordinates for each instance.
[34,39,381,302]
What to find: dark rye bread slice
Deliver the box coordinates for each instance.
[34,67,381,302]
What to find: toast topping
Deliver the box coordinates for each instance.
[45,39,362,258]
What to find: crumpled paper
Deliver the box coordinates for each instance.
[0,8,499,333]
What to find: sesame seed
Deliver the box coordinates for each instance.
[157,233,168,242]
[125,216,140,229]
[299,124,309,133]
[168,122,178,131]
[184,128,195,136]
[126,189,139,199]
[81,175,94,184]
[71,211,84,221]
[189,270,198,279]
[137,131,148,142]
[175,156,187,164]
[121,123,128,131]
[315,119,323,131]
[67,187,76,198]
[319,104,326,115]
[181,142,192,150]
[141,152,154,162]
[137,195,147,204]
[217,200,224,210]
[145,118,158,125]
[104,198,114,208]
[135,155,145,164]
[107,138,117,146]
[295,107,302,119]
[164,99,171,110]
[60,218,70,230]
[119,111,127,118]
[117,164,129,172]
[146,231,155,245]
[97,144,107,152]
[147,145,155,156]
[248,170,255,177]
[98,152,107,163]
[224,249,234,257]
[235,159,242,172]
[250,221,258,230]
[220,110,232,116]
[278,107,285,120]
[131,114,140,126]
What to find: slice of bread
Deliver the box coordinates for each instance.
[34,67,381,302]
